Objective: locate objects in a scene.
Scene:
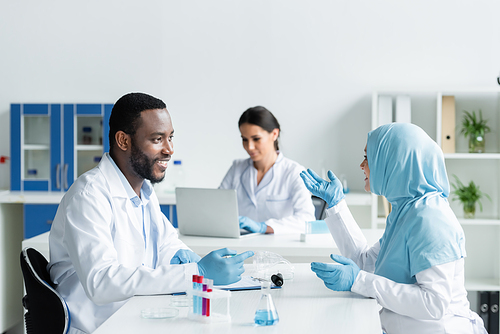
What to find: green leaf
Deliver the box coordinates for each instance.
[460,109,491,138]
[450,174,491,212]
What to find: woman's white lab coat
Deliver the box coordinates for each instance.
[219,153,315,234]
[48,153,198,334]
[325,200,487,334]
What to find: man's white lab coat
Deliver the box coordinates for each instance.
[49,153,198,334]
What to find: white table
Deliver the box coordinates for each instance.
[23,229,385,264]
[178,230,384,263]
[93,264,382,334]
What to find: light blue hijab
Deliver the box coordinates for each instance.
[367,123,466,284]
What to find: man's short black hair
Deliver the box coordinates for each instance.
[108,92,167,154]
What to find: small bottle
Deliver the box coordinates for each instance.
[99,120,103,145]
[155,160,185,195]
[254,280,279,326]
[341,174,350,194]
[27,169,37,179]
[168,160,184,193]
[82,126,92,145]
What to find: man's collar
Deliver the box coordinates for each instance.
[107,154,153,203]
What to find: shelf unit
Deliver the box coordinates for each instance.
[371,88,500,292]
[10,103,113,238]
[10,103,112,192]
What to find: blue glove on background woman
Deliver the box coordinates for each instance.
[300,169,345,208]
[239,216,267,233]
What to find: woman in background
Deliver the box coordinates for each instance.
[220,106,315,234]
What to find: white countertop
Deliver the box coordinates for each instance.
[178,230,384,263]
[0,191,177,205]
[0,190,369,206]
[0,191,65,204]
[23,229,385,264]
[93,263,382,334]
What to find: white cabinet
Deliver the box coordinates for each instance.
[371,88,500,292]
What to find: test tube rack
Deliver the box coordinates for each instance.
[187,288,231,323]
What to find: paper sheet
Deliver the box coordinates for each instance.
[216,276,279,291]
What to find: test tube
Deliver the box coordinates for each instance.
[192,275,198,314]
[196,275,204,315]
[206,279,213,317]
[202,280,207,316]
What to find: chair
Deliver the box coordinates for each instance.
[311,195,327,220]
[20,248,70,334]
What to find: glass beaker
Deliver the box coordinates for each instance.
[254,280,279,326]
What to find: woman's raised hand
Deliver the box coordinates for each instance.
[300,169,345,208]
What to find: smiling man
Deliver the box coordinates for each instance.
[48,93,253,334]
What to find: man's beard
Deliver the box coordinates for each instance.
[129,140,166,184]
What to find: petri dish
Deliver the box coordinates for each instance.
[170,295,192,307]
[141,308,179,319]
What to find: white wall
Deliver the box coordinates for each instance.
[1,0,499,191]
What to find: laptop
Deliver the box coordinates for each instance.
[175,187,255,238]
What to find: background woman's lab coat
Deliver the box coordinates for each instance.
[220,153,315,234]
[49,153,198,334]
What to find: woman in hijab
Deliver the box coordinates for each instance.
[301,123,486,333]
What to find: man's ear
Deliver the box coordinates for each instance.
[115,131,131,152]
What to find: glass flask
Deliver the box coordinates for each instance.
[254,280,279,326]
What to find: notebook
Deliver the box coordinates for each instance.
[175,187,254,238]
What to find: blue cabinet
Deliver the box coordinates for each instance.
[11,103,182,238]
[23,204,176,239]
[24,204,58,239]
[160,205,178,228]
[10,103,112,191]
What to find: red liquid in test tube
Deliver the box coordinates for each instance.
[206,287,212,317]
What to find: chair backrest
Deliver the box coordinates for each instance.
[20,248,70,334]
[311,195,327,220]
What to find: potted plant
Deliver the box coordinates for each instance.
[450,175,490,218]
[459,109,491,153]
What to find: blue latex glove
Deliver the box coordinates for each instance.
[170,249,202,264]
[300,169,345,208]
[197,248,255,285]
[311,254,360,291]
[239,216,267,233]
